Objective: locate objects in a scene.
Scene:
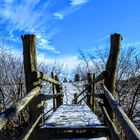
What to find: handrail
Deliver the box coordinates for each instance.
[99,102,120,140]
[0,86,41,130]
[101,84,140,140]
[71,71,106,103]
[77,95,87,104]
[33,71,60,85]
[20,114,42,140]
[72,93,102,105]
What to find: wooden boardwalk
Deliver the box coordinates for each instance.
[1,34,140,140]
[38,105,108,139]
[43,104,105,129]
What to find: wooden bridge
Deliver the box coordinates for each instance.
[0,34,140,140]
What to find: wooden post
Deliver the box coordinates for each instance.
[56,94,63,108]
[21,34,42,139]
[104,33,122,120]
[54,75,63,108]
[74,93,78,104]
[91,73,95,111]
[54,75,60,93]
[87,73,94,111]
[51,72,56,111]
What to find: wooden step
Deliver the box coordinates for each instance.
[37,127,109,140]
[37,105,109,139]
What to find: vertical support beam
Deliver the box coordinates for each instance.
[54,75,63,108]
[87,73,92,108]
[91,73,95,111]
[56,95,63,108]
[74,93,78,104]
[21,34,38,92]
[21,35,42,134]
[55,75,60,93]
[51,72,56,111]
[104,33,122,120]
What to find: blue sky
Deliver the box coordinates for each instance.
[0,0,140,68]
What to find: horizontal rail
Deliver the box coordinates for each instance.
[101,84,140,140]
[43,108,54,120]
[72,71,106,103]
[34,71,60,85]
[0,86,41,130]
[20,114,42,140]
[99,102,120,140]
[77,95,87,104]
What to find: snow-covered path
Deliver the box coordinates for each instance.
[62,82,86,104]
[42,82,107,140]
[44,104,104,128]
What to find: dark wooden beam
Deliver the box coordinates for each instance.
[21,34,42,140]
[99,102,120,140]
[33,71,60,85]
[0,86,41,130]
[104,33,122,120]
[102,84,140,140]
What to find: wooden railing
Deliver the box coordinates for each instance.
[71,34,140,140]
[72,72,140,140]
[0,34,63,140]
[0,33,140,140]
[0,86,41,130]
[101,84,140,140]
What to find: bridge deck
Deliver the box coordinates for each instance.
[43,104,106,129]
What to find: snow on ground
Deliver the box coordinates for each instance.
[44,104,104,127]
[44,82,86,116]
[42,82,107,140]
[63,82,86,104]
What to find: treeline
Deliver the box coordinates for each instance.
[0,43,140,139]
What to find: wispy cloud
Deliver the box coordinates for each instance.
[70,0,89,6]
[53,0,90,20]
[37,53,80,70]
[0,0,90,54]
[36,32,60,53]
[0,0,61,53]
[53,13,64,20]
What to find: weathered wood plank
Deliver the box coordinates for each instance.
[104,33,122,120]
[21,34,43,140]
[73,93,78,104]
[33,71,60,85]
[22,34,42,121]
[43,105,105,128]
[38,127,109,140]
[102,84,140,140]
[99,102,120,140]
[20,114,42,140]
[51,72,56,111]
[0,86,41,130]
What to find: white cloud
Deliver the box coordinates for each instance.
[53,13,64,20]
[53,0,89,20]
[37,54,80,71]
[36,32,60,53]
[0,0,51,32]
[70,0,89,6]
[0,0,61,53]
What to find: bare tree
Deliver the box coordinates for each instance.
[73,45,140,123]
